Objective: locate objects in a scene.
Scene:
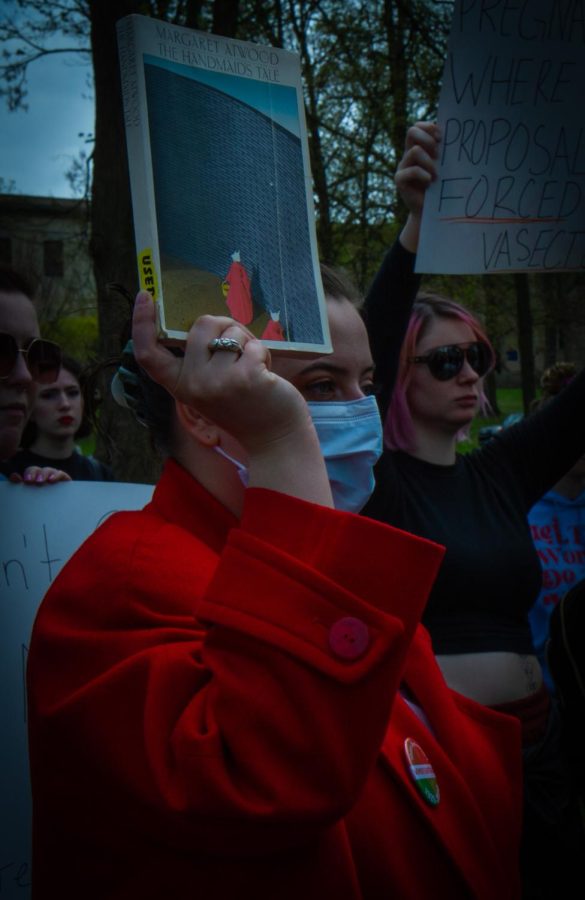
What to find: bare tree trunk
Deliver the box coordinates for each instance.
[291,2,333,261]
[384,0,408,222]
[540,273,559,369]
[88,0,241,482]
[212,0,240,35]
[89,0,162,483]
[514,273,536,414]
[355,120,381,291]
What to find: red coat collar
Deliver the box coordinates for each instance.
[148,458,238,554]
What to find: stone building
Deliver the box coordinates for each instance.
[0,193,96,324]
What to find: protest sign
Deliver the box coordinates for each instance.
[0,481,153,898]
[417,0,585,274]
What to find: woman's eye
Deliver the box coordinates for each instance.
[66,389,81,398]
[304,379,336,398]
[362,382,379,397]
[39,389,58,401]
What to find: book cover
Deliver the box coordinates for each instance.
[117,14,331,353]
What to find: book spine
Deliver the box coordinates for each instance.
[116,17,161,311]
[117,16,139,132]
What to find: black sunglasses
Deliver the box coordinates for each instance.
[410,341,492,381]
[0,332,62,383]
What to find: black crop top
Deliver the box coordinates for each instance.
[362,241,585,654]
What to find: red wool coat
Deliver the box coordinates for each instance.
[27,459,522,899]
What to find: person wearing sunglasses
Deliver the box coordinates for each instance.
[363,286,585,895]
[0,267,69,484]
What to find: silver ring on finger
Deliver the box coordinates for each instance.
[208,337,243,356]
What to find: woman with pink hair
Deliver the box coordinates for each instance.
[362,207,585,896]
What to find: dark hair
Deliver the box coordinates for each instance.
[114,341,179,457]
[531,362,577,413]
[63,356,93,440]
[0,265,36,299]
[319,263,362,308]
[92,283,177,458]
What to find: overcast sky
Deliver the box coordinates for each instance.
[0,44,94,198]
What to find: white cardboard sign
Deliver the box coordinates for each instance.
[417,0,585,274]
[0,481,153,898]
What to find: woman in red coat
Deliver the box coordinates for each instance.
[27,132,522,899]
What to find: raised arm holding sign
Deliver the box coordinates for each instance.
[417,0,585,274]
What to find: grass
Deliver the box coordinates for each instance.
[77,435,97,456]
[459,387,524,453]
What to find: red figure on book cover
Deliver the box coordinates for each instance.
[223,251,253,325]
[261,310,285,341]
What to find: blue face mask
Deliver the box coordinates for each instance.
[308,395,383,513]
[214,396,382,512]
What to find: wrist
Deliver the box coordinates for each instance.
[247,421,333,507]
[399,213,422,254]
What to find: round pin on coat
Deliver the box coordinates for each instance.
[404,737,440,806]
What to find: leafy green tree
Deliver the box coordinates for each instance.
[239,1,451,289]
[6,0,575,470]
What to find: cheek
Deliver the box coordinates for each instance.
[405,371,432,408]
[406,372,449,418]
[0,382,33,409]
[33,401,53,421]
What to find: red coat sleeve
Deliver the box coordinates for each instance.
[28,485,444,856]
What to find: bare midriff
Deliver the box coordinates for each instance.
[436,652,544,705]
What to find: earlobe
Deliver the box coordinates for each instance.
[175,401,219,447]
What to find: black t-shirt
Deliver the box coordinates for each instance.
[1,448,115,482]
[362,240,585,654]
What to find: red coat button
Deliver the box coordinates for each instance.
[328,617,369,660]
